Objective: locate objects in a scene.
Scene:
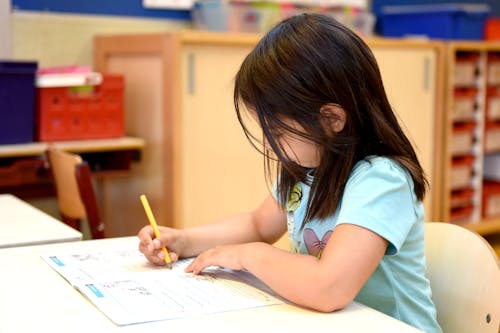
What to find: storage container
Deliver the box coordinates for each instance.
[485,17,500,40]
[486,87,500,121]
[450,155,474,190]
[454,53,479,86]
[0,61,38,144]
[379,4,490,40]
[37,74,124,141]
[450,188,474,208]
[487,53,500,85]
[453,88,477,121]
[482,180,500,218]
[192,0,280,33]
[484,121,500,153]
[451,122,475,156]
[450,205,473,223]
[192,1,375,35]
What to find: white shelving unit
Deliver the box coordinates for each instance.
[445,42,500,236]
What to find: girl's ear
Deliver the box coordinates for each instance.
[320,104,346,133]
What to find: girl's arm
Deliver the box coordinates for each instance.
[180,195,287,257]
[138,194,287,262]
[186,223,387,312]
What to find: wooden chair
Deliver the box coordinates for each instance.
[46,147,105,239]
[424,222,500,333]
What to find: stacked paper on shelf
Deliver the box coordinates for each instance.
[36,65,103,88]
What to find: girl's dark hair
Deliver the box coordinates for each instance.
[234,13,428,223]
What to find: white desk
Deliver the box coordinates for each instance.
[0,194,82,248]
[0,236,423,333]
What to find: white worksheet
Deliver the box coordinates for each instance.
[42,249,283,325]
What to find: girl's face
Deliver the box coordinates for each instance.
[247,103,345,169]
[265,119,321,168]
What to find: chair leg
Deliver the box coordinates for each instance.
[61,215,81,231]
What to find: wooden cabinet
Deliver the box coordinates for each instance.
[94,32,443,238]
[179,42,271,227]
[95,32,267,236]
[442,42,500,236]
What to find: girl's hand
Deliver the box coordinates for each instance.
[137,225,185,266]
[185,244,251,274]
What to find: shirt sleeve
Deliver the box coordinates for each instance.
[336,158,418,255]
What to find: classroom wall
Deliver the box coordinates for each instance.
[0,1,11,58]
[11,10,189,67]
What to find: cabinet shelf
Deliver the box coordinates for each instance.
[463,218,500,235]
[0,137,144,158]
[443,42,500,236]
[0,136,145,199]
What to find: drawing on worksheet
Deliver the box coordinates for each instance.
[41,250,284,326]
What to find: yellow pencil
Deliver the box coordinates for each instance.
[140,194,172,269]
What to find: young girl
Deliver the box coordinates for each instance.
[138,13,442,333]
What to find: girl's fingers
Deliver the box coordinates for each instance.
[137,226,155,247]
[138,225,183,266]
[152,238,163,250]
[141,247,177,266]
[185,250,213,274]
[185,259,201,274]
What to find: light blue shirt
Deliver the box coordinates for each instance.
[280,156,442,333]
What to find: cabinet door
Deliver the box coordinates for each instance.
[179,44,269,228]
[372,47,439,220]
[179,44,441,227]
[99,55,167,236]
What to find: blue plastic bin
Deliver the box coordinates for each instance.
[192,0,230,31]
[0,61,38,144]
[379,4,491,40]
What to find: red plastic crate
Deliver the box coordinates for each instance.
[454,53,479,87]
[485,18,500,40]
[450,205,473,223]
[453,88,477,122]
[450,188,474,209]
[486,87,500,121]
[451,122,476,156]
[450,155,474,190]
[487,53,500,86]
[484,121,500,153]
[36,75,124,141]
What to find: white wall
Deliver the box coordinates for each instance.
[11,11,189,67]
[0,0,11,58]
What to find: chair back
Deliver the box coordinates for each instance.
[46,147,105,239]
[424,222,500,333]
